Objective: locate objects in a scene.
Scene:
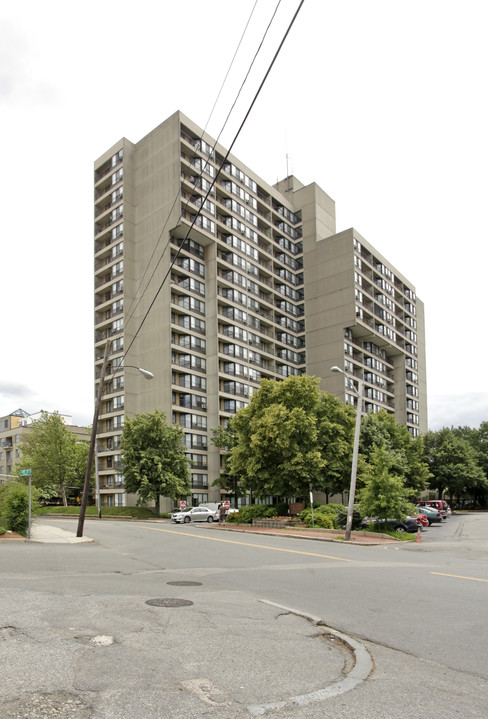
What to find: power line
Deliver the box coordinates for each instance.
[122,0,306,360]
[121,0,265,335]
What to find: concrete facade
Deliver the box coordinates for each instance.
[93,111,426,510]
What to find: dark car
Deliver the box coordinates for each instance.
[361,516,422,533]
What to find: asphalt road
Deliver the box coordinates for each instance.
[1,513,487,718]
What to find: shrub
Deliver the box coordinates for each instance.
[300,508,334,529]
[225,504,284,524]
[2,484,32,535]
[268,502,290,517]
[334,504,362,530]
[0,525,7,536]
[299,503,345,529]
[232,504,268,523]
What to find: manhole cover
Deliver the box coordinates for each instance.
[145,598,193,607]
[166,581,202,586]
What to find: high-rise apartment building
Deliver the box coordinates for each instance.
[93,111,426,510]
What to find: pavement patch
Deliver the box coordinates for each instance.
[248,599,374,715]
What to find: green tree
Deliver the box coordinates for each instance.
[226,375,354,499]
[315,391,356,494]
[452,423,488,507]
[121,410,191,512]
[358,410,429,495]
[423,428,487,505]
[19,411,91,506]
[211,420,243,506]
[359,446,416,525]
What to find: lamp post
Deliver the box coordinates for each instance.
[76,343,154,537]
[331,365,363,541]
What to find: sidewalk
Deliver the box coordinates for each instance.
[30,524,94,543]
[0,524,93,543]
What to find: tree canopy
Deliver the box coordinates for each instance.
[121,410,191,509]
[359,446,416,522]
[451,423,488,506]
[19,411,90,505]
[423,427,487,504]
[225,375,355,499]
[358,410,430,496]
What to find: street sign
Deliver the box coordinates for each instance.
[20,469,32,476]
[180,501,187,511]
[223,501,230,510]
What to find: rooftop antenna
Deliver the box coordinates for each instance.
[286,153,293,191]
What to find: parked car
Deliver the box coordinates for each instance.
[171,506,218,523]
[415,505,443,525]
[413,513,429,528]
[360,516,422,533]
[198,503,220,513]
[417,500,448,518]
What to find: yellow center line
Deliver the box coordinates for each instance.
[140,526,355,562]
[431,572,488,583]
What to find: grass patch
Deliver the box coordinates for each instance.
[36,506,160,520]
[363,526,416,541]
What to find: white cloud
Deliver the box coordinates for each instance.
[428,394,488,431]
[1,0,487,432]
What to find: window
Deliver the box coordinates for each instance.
[193,215,215,234]
[112,149,123,166]
[190,492,209,506]
[174,373,207,391]
[223,399,248,413]
[173,353,207,371]
[191,474,208,489]
[179,413,207,430]
[176,315,206,334]
[112,318,124,334]
[112,168,123,185]
[113,395,124,410]
[175,255,205,277]
[183,434,208,450]
[185,453,208,469]
[173,275,205,296]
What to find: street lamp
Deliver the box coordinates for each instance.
[331,365,363,541]
[76,343,154,537]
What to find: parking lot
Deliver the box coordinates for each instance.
[416,511,463,542]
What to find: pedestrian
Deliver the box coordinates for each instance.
[219,503,226,525]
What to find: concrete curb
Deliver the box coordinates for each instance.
[247,599,374,715]
[212,524,395,545]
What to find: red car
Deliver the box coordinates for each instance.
[413,513,429,528]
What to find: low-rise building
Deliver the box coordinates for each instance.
[0,409,89,482]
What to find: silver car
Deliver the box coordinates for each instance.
[171,506,218,523]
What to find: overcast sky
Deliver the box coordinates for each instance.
[1,0,486,431]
